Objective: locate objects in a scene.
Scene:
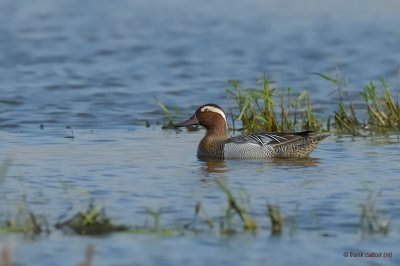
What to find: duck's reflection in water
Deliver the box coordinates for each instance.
[199,158,227,175]
[198,156,320,178]
[269,157,321,167]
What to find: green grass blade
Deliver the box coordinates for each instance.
[313,72,339,85]
[154,96,174,125]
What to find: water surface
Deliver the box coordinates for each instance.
[0,0,399,265]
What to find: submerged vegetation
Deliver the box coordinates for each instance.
[216,179,258,233]
[0,162,395,266]
[0,172,392,238]
[0,208,49,238]
[55,201,129,235]
[156,72,400,136]
[268,205,283,235]
[0,160,49,238]
[359,192,390,236]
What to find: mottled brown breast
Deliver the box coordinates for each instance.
[197,136,226,158]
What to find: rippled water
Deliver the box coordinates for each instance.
[1,0,400,128]
[0,0,400,265]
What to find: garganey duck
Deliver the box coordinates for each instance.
[175,104,328,159]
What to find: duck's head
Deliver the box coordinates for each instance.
[175,103,227,131]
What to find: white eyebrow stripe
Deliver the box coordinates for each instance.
[200,106,226,121]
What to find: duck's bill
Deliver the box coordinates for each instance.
[174,115,199,127]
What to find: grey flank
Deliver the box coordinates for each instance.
[223,132,328,159]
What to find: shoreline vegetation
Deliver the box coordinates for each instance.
[157,72,400,137]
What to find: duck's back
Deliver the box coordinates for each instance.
[223,131,328,159]
[223,134,275,158]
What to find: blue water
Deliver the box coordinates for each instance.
[1,0,400,129]
[0,0,400,265]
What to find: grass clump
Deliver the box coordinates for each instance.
[55,201,129,235]
[195,201,214,229]
[226,77,322,133]
[361,80,400,131]
[0,160,49,238]
[216,179,258,233]
[155,70,399,136]
[128,208,180,236]
[314,72,361,135]
[267,205,283,235]
[0,208,49,238]
[154,96,180,129]
[316,72,400,135]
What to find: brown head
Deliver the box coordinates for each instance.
[175,104,228,134]
[175,104,228,158]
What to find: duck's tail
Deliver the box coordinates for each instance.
[275,133,329,158]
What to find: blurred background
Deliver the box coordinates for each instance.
[1,0,400,130]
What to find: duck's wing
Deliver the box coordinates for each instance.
[226,131,313,146]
